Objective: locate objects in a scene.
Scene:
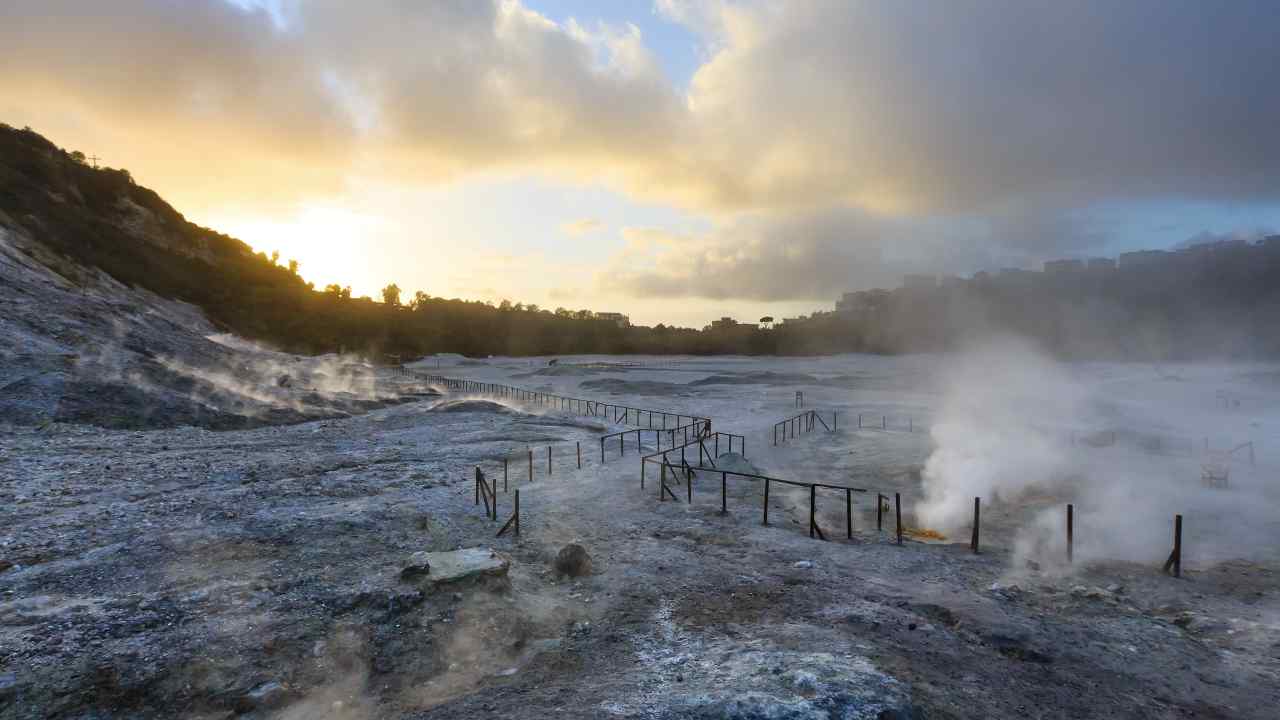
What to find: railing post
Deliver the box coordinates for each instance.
[547,446,552,475]
[1163,514,1183,578]
[763,479,770,525]
[528,449,533,483]
[846,488,852,540]
[895,492,902,545]
[721,471,727,515]
[1066,503,1073,563]
[809,485,817,538]
[577,441,582,469]
[971,497,980,554]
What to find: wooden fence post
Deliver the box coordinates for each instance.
[809,485,817,538]
[846,488,852,540]
[1066,503,1073,563]
[1163,514,1183,578]
[970,497,980,554]
[895,492,902,545]
[763,479,770,525]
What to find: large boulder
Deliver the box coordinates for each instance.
[554,544,592,578]
[401,547,510,587]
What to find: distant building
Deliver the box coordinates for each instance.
[709,316,738,330]
[939,274,965,289]
[995,268,1038,287]
[705,316,757,332]
[1043,258,1084,274]
[1086,257,1117,272]
[836,289,891,315]
[902,274,937,291]
[595,312,630,328]
[1118,249,1172,270]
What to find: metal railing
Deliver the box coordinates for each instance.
[773,409,832,445]
[419,374,710,428]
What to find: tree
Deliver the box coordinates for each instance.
[381,283,402,307]
[287,259,299,275]
[70,151,86,164]
[269,250,280,266]
[410,290,430,311]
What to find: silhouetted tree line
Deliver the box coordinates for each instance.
[4,123,1279,361]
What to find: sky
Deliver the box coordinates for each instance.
[3,0,1279,328]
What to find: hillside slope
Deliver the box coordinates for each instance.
[0,126,432,429]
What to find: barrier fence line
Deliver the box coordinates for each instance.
[638,431,746,487]
[853,412,919,433]
[418,374,710,429]
[440,372,1191,580]
[601,421,709,462]
[773,409,833,445]
[636,459,1191,579]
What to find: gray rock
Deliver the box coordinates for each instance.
[240,680,288,711]
[402,547,510,586]
[789,669,819,692]
[554,544,593,578]
[0,671,17,697]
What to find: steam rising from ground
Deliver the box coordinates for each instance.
[921,337,1280,570]
[920,337,1083,530]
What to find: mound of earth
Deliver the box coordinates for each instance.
[514,365,602,377]
[580,377,686,396]
[689,371,819,386]
[430,399,530,415]
[709,452,763,476]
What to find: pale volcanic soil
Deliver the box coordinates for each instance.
[2,352,1279,719]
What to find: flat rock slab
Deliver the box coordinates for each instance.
[402,547,511,585]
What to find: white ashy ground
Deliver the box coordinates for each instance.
[2,348,1279,719]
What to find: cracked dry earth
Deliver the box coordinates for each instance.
[2,362,1279,719]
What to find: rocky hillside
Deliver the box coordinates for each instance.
[0,125,432,429]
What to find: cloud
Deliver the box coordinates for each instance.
[604,209,900,301]
[7,0,1280,218]
[0,0,684,210]
[561,218,603,236]
[4,0,1280,308]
